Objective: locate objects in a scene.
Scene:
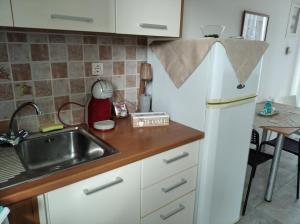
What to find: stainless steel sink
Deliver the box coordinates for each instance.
[14,127,118,172]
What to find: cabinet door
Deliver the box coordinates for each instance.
[42,162,141,224]
[11,0,115,32]
[116,0,182,37]
[8,198,40,224]
[0,0,13,26]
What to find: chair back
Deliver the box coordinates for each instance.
[251,129,260,150]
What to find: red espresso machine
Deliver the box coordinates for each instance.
[88,80,114,129]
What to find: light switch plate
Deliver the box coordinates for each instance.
[92,63,103,76]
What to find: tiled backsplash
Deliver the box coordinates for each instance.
[0,29,147,133]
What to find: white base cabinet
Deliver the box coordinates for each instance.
[142,166,197,217]
[141,191,196,224]
[39,162,141,224]
[141,142,199,223]
[0,0,13,26]
[38,141,200,224]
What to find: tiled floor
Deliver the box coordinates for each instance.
[238,146,300,224]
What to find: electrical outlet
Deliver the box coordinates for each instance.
[92,63,103,76]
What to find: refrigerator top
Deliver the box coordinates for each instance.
[206,43,261,102]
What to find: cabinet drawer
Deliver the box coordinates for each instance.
[142,141,199,188]
[43,162,141,224]
[11,0,115,32]
[141,191,195,224]
[142,166,197,216]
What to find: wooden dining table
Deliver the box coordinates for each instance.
[254,102,300,202]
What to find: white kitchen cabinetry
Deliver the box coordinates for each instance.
[141,141,199,224]
[142,141,199,188]
[37,141,200,224]
[116,0,182,37]
[39,162,141,224]
[10,0,115,32]
[0,0,13,26]
[141,191,196,224]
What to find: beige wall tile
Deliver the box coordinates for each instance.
[35,97,55,114]
[14,81,34,100]
[54,96,70,111]
[11,64,31,81]
[112,46,125,60]
[28,33,48,43]
[83,45,99,61]
[52,63,68,78]
[0,32,7,43]
[113,61,125,75]
[126,46,136,60]
[0,44,8,62]
[84,35,97,44]
[0,63,11,82]
[99,45,112,60]
[50,44,67,61]
[31,44,49,61]
[8,44,30,62]
[31,62,51,80]
[53,79,70,96]
[49,34,65,43]
[0,29,147,131]
[70,78,85,94]
[0,101,15,120]
[7,32,27,42]
[68,62,84,78]
[34,80,52,97]
[68,45,83,60]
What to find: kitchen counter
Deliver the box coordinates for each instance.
[0,117,204,205]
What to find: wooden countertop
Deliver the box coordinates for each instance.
[0,118,204,205]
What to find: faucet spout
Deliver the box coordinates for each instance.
[9,102,41,137]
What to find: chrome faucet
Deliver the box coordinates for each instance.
[0,102,41,146]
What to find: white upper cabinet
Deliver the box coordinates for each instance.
[10,0,115,32]
[116,0,182,37]
[0,0,13,26]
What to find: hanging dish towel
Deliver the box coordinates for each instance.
[0,206,9,224]
[150,38,269,88]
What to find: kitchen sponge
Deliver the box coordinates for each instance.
[40,124,64,133]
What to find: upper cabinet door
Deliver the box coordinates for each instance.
[0,0,13,26]
[116,0,182,37]
[11,0,115,32]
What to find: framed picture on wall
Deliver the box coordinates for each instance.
[286,3,300,37]
[241,10,269,41]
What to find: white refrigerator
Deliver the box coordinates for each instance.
[150,42,262,224]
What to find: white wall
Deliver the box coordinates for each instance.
[182,0,300,101]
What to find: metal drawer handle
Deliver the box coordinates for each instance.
[160,204,185,220]
[163,152,189,164]
[51,14,94,23]
[162,178,188,193]
[139,23,168,30]
[83,177,123,195]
